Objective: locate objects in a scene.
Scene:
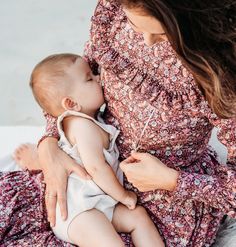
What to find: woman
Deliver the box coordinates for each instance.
[2,0,236,246]
[38,0,236,246]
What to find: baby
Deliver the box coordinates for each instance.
[25,53,165,246]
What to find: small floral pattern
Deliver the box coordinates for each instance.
[0,170,73,246]
[1,0,236,246]
[85,3,236,243]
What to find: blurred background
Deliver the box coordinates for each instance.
[0,0,97,126]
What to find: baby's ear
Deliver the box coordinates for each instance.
[61,97,81,112]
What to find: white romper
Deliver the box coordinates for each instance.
[52,110,123,243]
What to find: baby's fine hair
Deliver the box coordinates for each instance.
[30,53,81,116]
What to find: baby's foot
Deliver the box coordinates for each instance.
[13,143,41,170]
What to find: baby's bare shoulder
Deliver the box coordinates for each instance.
[67,116,102,142]
[71,116,98,130]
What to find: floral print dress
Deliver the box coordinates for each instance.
[1,0,236,246]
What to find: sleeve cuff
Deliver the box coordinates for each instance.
[37,134,59,148]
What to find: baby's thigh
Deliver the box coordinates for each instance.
[68,208,124,247]
[112,203,150,233]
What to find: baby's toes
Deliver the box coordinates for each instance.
[13,152,21,163]
[13,144,27,161]
[18,144,25,152]
[21,144,28,149]
[12,152,18,161]
[23,144,33,152]
[26,143,37,151]
[13,147,20,157]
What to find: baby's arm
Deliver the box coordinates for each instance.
[67,117,137,209]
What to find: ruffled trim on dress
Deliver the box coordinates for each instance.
[90,0,210,114]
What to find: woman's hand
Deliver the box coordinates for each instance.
[38,137,91,227]
[120,151,179,192]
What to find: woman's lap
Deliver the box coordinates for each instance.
[0,170,132,246]
[0,171,73,247]
[1,170,236,246]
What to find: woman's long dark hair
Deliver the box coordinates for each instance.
[118,0,236,118]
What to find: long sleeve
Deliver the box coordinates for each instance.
[172,113,236,217]
[38,112,59,145]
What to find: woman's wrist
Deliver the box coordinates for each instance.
[166,168,179,191]
[38,137,59,170]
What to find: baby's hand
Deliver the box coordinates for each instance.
[121,191,137,210]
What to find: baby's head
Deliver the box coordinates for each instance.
[30,53,104,117]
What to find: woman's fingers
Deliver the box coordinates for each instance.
[121,151,178,191]
[44,169,69,226]
[45,189,67,226]
[38,139,74,226]
[120,152,146,172]
[58,190,67,221]
[130,151,148,160]
[120,161,139,179]
[120,160,132,172]
[57,172,68,221]
[121,155,137,164]
[120,152,156,190]
[44,162,89,226]
[45,190,57,227]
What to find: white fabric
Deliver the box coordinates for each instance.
[52,110,123,243]
[0,125,234,246]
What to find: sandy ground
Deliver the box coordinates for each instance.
[0,0,97,125]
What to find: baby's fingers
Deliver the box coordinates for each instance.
[130,205,136,210]
[127,202,136,210]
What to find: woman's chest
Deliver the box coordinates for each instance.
[102,69,213,163]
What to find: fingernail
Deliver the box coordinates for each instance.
[62,215,66,220]
[50,223,55,227]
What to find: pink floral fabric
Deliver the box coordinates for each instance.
[42,1,236,246]
[0,170,73,246]
[82,1,236,246]
[1,0,236,246]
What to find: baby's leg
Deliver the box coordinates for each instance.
[68,208,125,247]
[112,204,165,247]
[13,143,41,170]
